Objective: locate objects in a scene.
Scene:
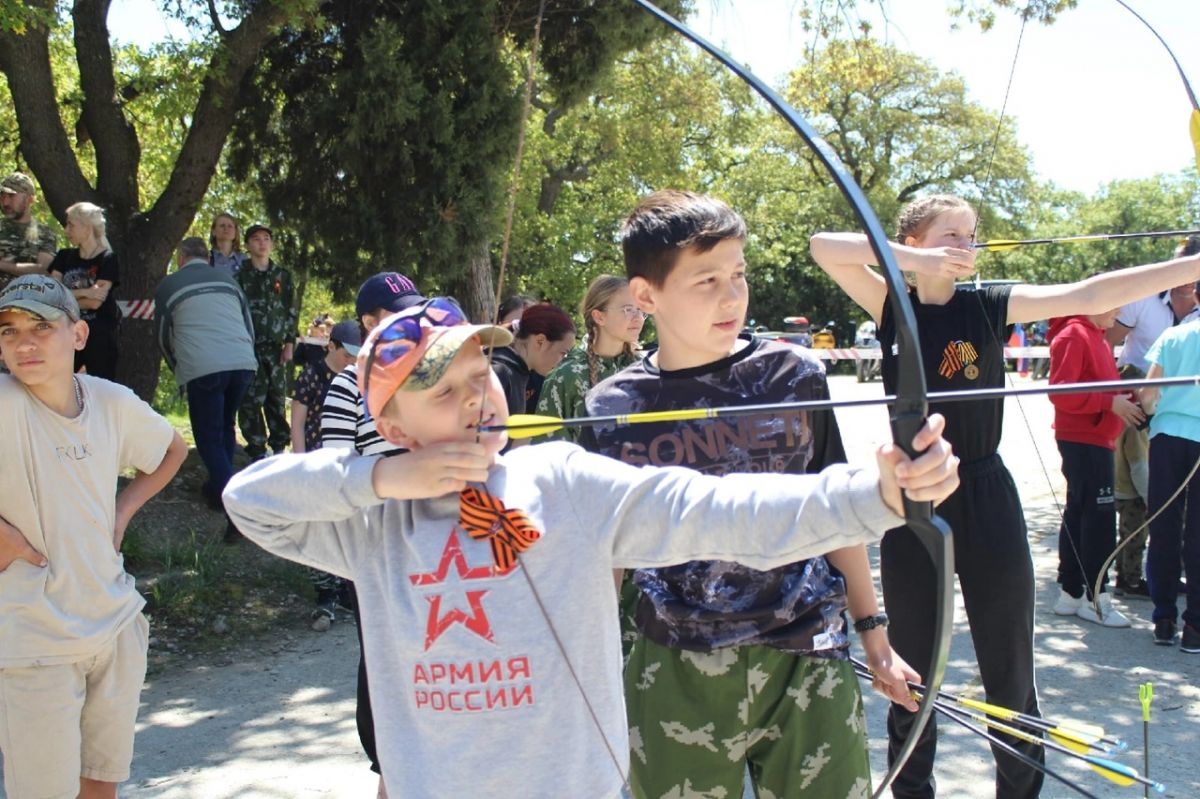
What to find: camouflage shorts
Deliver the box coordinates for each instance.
[625,637,870,799]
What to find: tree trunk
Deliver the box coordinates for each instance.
[112,218,174,400]
[451,238,497,323]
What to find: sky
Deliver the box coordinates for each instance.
[107,0,1200,194]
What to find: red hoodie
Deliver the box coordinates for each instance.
[1047,315,1125,449]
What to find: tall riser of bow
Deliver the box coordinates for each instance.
[632,3,952,797]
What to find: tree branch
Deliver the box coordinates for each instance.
[144,1,313,250]
[207,0,228,35]
[0,0,94,218]
[73,0,141,215]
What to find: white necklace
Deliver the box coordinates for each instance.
[73,375,84,414]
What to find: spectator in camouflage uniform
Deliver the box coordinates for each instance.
[236,224,296,460]
[0,172,56,290]
[534,275,644,443]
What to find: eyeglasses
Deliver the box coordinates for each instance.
[614,305,647,320]
[362,297,467,400]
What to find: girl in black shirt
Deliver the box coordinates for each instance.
[50,202,120,380]
[811,194,1200,799]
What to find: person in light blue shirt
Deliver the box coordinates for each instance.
[1141,314,1200,652]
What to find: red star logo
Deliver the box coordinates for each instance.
[409,529,499,650]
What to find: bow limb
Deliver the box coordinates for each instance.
[631,3,953,796]
[1111,0,1200,171]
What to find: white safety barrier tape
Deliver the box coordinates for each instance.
[810,346,1054,360]
[116,299,155,319]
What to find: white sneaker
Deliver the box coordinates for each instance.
[1053,589,1082,616]
[1076,593,1132,628]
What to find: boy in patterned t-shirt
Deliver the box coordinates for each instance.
[291,320,362,454]
[583,190,915,799]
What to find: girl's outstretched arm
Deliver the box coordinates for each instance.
[1008,252,1200,324]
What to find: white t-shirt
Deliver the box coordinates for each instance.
[0,375,174,667]
[1115,293,1199,373]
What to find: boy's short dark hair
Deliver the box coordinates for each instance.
[621,190,746,287]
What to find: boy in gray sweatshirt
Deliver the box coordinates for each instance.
[223,297,959,798]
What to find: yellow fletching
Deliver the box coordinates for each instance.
[1191,108,1200,171]
[503,414,564,439]
[1049,727,1095,754]
[979,239,1020,252]
[1089,762,1137,787]
[956,697,1018,721]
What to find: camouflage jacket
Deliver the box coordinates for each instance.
[534,346,636,443]
[0,218,57,290]
[236,260,297,348]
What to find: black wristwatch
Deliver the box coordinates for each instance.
[853,612,889,633]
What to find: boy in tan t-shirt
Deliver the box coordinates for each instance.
[0,275,187,799]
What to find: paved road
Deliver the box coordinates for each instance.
[4,374,1198,798]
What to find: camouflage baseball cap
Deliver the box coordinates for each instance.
[0,275,81,321]
[357,297,512,420]
[0,172,35,195]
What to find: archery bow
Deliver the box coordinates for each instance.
[631,4,952,796]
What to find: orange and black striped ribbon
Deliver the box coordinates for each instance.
[458,487,542,571]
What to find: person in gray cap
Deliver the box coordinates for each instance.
[0,172,57,289]
[0,274,187,799]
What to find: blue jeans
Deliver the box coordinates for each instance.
[186,369,254,499]
[1147,433,1200,628]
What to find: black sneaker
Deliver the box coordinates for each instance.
[1114,577,1151,598]
[1153,619,1177,645]
[1182,623,1200,654]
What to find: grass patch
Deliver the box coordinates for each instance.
[121,431,316,669]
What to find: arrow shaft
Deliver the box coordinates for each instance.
[488,376,1200,435]
[849,658,1123,753]
[976,229,1200,251]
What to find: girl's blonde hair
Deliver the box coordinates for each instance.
[65,202,112,255]
[895,194,975,243]
[580,274,635,385]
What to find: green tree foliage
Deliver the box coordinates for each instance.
[489,31,1046,336]
[229,0,689,321]
[0,0,318,398]
[502,39,757,307]
[987,175,1200,286]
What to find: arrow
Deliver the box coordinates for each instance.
[974,229,1200,252]
[849,657,1125,754]
[935,701,1164,793]
[852,665,1164,794]
[1140,682,1153,799]
[484,375,1200,439]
